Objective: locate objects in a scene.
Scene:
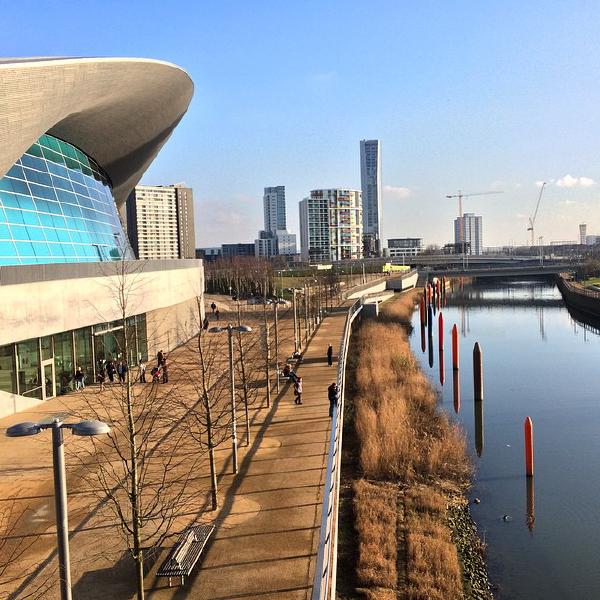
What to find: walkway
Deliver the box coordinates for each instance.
[148,309,348,599]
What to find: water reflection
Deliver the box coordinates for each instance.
[526,476,535,533]
[474,399,484,457]
[453,369,460,413]
[420,324,426,353]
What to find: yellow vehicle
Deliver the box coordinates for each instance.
[382,263,411,274]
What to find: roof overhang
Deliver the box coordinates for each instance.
[0,57,194,208]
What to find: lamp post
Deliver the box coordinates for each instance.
[209,324,252,474]
[273,299,285,393]
[289,288,299,354]
[6,418,110,600]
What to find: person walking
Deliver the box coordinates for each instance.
[96,368,106,392]
[161,356,169,384]
[327,344,334,366]
[74,367,85,391]
[157,350,164,367]
[215,308,220,322]
[203,316,210,330]
[210,302,217,313]
[106,359,115,384]
[117,360,125,384]
[294,377,303,405]
[139,360,147,383]
[328,382,339,417]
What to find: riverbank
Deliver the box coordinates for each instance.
[556,272,600,318]
[337,289,492,599]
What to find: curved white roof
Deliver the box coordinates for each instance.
[0,57,194,207]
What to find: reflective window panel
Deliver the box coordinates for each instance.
[0,345,16,394]
[0,134,133,265]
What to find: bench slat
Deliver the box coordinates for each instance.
[157,524,215,579]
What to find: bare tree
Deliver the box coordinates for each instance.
[73,260,203,600]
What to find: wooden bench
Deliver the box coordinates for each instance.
[157,523,215,587]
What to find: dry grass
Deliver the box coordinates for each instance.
[348,290,472,599]
[353,479,397,590]
[353,294,471,484]
[404,485,463,600]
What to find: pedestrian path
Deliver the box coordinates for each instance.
[150,309,349,599]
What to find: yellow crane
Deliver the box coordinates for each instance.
[527,182,546,247]
[445,190,504,254]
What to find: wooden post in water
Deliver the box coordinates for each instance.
[419,297,425,327]
[473,342,483,401]
[439,350,445,386]
[524,416,534,477]
[438,312,444,351]
[452,324,459,370]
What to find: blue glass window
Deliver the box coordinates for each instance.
[0,134,132,266]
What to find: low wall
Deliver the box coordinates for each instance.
[556,273,600,318]
[0,259,204,347]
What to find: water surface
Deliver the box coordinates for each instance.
[410,280,600,600]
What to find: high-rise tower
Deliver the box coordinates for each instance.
[263,186,287,233]
[360,139,382,256]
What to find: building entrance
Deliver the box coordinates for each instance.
[41,359,55,401]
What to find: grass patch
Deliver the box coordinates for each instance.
[353,479,398,590]
[345,288,474,598]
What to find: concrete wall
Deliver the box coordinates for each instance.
[146,296,200,359]
[0,260,204,346]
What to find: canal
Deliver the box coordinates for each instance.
[410,279,600,600]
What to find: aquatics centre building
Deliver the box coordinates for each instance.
[0,57,204,417]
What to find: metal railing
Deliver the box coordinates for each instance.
[311,298,363,600]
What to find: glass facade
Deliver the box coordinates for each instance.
[0,314,148,400]
[0,134,132,265]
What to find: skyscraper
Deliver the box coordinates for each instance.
[579,223,587,245]
[126,184,196,260]
[256,185,296,256]
[263,186,287,233]
[360,139,382,256]
[299,189,363,262]
[454,213,483,256]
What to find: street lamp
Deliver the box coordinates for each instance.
[208,324,252,474]
[6,418,110,600]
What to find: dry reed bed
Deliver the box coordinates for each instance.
[350,290,472,600]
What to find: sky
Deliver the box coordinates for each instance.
[5,0,600,248]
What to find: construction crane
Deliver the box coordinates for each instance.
[446,190,504,255]
[527,182,546,247]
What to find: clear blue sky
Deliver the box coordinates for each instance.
[5,0,600,247]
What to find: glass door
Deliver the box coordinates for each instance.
[42,359,55,400]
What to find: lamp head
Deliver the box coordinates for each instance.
[6,422,41,437]
[70,420,111,437]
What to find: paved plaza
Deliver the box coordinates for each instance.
[0,299,348,599]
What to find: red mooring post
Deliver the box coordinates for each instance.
[452,324,459,370]
[473,342,483,401]
[438,312,444,351]
[525,416,534,477]
[419,297,425,327]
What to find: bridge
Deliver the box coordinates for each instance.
[425,263,576,278]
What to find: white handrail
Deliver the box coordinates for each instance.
[311,299,363,600]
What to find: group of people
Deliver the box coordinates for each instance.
[95,358,129,390]
[210,302,221,321]
[280,343,339,414]
[148,350,169,384]
[93,351,168,391]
